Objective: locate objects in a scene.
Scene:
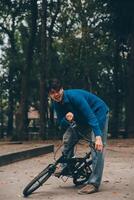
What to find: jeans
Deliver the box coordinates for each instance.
[62,113,109,188]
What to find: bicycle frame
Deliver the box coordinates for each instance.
[51,121,95,177]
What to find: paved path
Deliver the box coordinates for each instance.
[0,139,134,200]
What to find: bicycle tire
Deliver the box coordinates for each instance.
[23,164,55,197]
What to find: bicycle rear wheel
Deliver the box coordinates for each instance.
[23,164,55,197]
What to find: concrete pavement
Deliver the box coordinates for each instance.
[0,139,134,200]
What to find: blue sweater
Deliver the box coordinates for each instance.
[53,89,109,136]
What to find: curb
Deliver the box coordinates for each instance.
[0,144,54,167]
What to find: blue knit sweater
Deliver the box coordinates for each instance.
[53,89,109,136]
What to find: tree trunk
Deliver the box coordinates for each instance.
[0,90,4,138]
[126,33,134,137]
[7,39,16,136]
[47,0,61,128]
[16,0,38,140]
[111,39,121,138]
[39,0,48,138]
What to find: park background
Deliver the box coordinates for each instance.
[0,0,134,141]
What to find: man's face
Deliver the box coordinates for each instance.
[49,88,64,102]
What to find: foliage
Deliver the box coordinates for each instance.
[0,0,134,139]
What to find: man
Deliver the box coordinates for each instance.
[48,78,109,194]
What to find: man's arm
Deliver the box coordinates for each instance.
[70,95,102,136]
[54,103,70,128]
[69,95,103,151]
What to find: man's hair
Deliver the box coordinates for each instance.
[47,78,62,92]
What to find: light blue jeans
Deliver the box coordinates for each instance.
[62,113,109,188]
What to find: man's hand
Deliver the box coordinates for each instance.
[95,136,103,151]
[65,112,74,122]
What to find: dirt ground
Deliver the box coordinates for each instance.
[0,138,134,200]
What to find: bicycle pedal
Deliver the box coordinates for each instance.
[54,174,61,178]
[54,171,62,178]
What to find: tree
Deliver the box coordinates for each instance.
[39,0,61,137]
[16,0,38,139]
[103,0,134,137]
[0,0,23,136]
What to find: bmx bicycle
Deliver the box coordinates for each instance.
[23,122,95,197]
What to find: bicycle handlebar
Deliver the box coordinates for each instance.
[69,121,95,150]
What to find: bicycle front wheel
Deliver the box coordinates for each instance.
[23,164,55,197]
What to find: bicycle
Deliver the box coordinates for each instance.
[23,122,95,197]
